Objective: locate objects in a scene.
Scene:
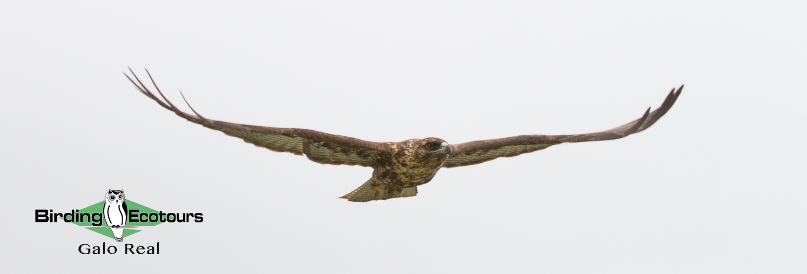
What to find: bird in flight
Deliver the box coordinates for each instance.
[125,69,682,202]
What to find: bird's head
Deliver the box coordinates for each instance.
[413,137,451,160]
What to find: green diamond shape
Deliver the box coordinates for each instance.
[67,200,162,240]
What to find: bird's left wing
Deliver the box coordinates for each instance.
[125,69,382,167]
[443,86,682,168]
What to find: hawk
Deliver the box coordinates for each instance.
[125,69,682,202]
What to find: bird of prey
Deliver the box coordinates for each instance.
[125,69,682,202]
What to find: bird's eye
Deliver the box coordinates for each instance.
[109,195,116,200]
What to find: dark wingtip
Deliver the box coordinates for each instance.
[637,85,682,133]
[126,68,173,111]
[667,85,683,110]
[145,68,177,110]
[178,89,205,119]
[626,107,651,135]
[642,106,651,119]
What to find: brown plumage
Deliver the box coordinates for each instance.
[125,68,682,202]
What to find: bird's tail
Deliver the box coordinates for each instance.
[340,178,418,202]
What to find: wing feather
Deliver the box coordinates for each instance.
[125,68,381,167]
[443,86,682,168]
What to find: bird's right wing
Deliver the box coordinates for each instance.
[125,69,383,167]
[443,86,682,168]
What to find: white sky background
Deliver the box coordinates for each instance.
[1,1,805,273]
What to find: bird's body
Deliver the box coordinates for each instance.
[126,69,682,202]
[342,138,450,201]
[375,139,450,188]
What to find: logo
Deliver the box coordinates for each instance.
[34,189,203,254]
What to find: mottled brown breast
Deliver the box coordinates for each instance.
[372,138,449,187]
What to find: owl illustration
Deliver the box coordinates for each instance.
[103,189,128,242]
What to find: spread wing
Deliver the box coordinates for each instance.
[125,68,382,167]
[443,86,682,168]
